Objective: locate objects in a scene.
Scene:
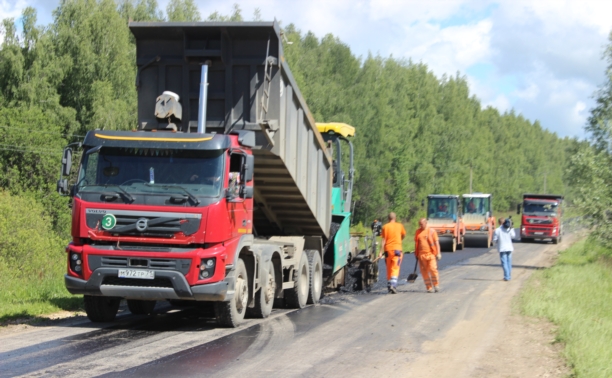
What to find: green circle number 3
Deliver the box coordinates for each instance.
[101,214,117,230]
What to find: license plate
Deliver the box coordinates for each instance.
[534,232,544,235]
[118,269,154,280]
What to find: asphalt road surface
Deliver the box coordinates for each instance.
[0,232,560,378]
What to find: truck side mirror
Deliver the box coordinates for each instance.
[516,204,521,215]
[421,199,425,208]
[57,178,69,195]
[61,148,73,176]
[244,155,254,182]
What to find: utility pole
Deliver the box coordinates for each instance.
[469,165,473,194]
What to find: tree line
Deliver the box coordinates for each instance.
[281,26,579,223]
[0,0,586,248]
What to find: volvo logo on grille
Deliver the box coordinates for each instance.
[136,218,149,232]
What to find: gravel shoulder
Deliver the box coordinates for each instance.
[400,236,576,378]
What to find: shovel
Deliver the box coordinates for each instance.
[407,259,419,283]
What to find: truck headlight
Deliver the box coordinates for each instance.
[552,228,557,234]
[69,252,82,275]
[199,258,216,280]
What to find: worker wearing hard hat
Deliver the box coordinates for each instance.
[374,212,406,294]
[414,218,442,293]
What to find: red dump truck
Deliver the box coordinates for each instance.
[517,194,564,244]
[57,21,356,327]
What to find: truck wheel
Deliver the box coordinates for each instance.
[552,237,559,245]
[306,250,322,304]
[215,258,248,327]
[285,251,310,309]
[522,237,532,243]
[127,300,156,315]
[246,261,276,318]
[84,295,120,322]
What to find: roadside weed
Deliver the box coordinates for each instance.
[520,239,612,377]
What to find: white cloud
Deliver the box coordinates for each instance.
[572,101,588,125]
[390,19,492,77]
[0,0,26,19]
[514,83,539,101]
[367,0,469,24]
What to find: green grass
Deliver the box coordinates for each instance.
[0,269,83,323]
[520,238,612,377]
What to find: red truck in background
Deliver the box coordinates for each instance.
[517,194,564,244]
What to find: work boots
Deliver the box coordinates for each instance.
[426,288,435,293]
[434,285,440,292]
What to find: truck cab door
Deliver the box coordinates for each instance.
[227,152,252,236]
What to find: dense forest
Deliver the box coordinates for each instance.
[0,0,602,315]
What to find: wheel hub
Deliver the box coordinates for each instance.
[235,276,248,313]
[300,266,308,297]
[265,272,275,304]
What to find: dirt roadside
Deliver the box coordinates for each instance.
[403,236,578,378]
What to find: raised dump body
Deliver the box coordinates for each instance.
[130,21,331,237]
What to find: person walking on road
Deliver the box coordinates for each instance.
[414,218,441,293]
[493,217,516,281]
[374,212,406,294]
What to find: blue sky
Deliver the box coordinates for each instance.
[2,0,611,139]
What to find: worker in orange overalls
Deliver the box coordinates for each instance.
[414,218,442,293]
[374,212,406,294]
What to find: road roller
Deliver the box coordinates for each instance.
[425,195,466,252]
[462,193,495,248]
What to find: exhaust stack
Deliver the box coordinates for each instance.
[197,61,211,134]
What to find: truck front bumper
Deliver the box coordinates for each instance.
[65,268,234,301]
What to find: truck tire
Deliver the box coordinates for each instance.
[84,295,120,322]
[306,250,322,304]
[285,251,310,309]
[246,261,275,318]
[522,237,532,243]
[127,300,156,315]
[215,258,249,327]
[552,237,559,245]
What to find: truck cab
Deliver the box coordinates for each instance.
[426,195,465,252]
[517,194,564,244]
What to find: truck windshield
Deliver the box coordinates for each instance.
[428,198,457,220]
[463,197,489,215]
[77,147,224,198]
[523,201,558,216]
